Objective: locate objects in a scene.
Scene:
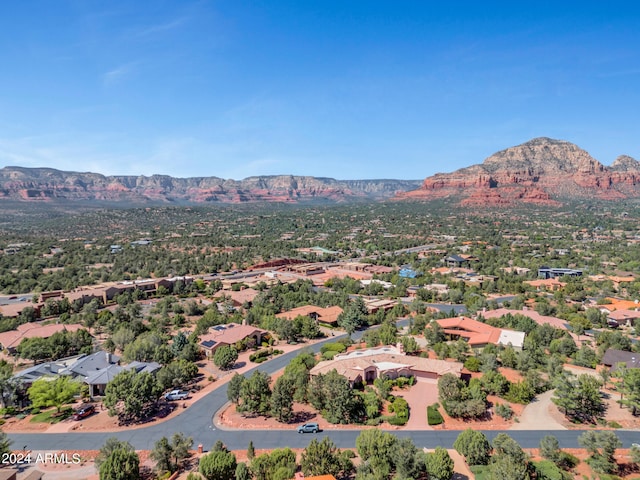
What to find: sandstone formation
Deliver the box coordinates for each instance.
[399,137,640,206]
[0,167,421,205]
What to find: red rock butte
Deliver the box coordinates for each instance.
[397,137,640,206]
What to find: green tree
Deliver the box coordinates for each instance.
[539,435,561,463]
[356,429,397,480]
[99,448,141,480]
[492,433,526,464]
[28,376,80,413]
[552,373,604,423]
[156,359,199,391]
[270,375,295,422]
[96,438,135,468]
[425,321,446,346]
[214,345,239,370]
[308,369,359,424]
[151,433,193,474]
[578,430,622,474]
[453,429,491,466]
[300,437,355,479]
[0,360,21,408]
[238,370,272,416]
[112,327,136,351]
[247,440,255,460]
[104,370,161,421]
[620,367,640,415]
[630,444,640,465]
[392,437,421,480]
[400,335,420,355]
[199,450,237,480]
[151,436,173,474]
[425,446,454,480]
[488,454,530,480]
[228,373,246,404]
[235,462,251,480]
[0,431,11,457]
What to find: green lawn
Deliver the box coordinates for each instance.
[30,407,73,424]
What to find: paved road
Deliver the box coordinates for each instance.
[7,324,639,451]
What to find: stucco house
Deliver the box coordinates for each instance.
[198,323,267,357]
[276,305,343,326]
[435,317,525,350]
[310,345,463,386]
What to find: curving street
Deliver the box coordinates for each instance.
[6,327,640,451]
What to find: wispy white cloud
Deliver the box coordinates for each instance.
[131,17,189,38]
[103,62,136,86]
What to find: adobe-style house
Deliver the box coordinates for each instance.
[214,287,260,307]
[363,298,396,314]
[606,309,640,327]
[198,323,267,357]
[524,278,567,291]
[275,305,343,327]
[435,317,525,351]
[0,323,84,355]
[310,345,463,386]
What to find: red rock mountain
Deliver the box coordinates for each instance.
[0,167,421,204]
[399,137,640,206]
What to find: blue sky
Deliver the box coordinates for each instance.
[1,1,639,180]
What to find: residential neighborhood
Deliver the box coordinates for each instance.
[1,202,640,480]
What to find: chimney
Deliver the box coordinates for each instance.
[105,351,111,364]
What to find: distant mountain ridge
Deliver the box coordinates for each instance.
[398,137,640,206]
[0,166,422,204]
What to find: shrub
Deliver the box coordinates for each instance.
[31,408,41,415]
[394,376,414,389]
[495,402,513,420]
[556,451,579,470]
[321,351,337,361]
[427,404,444,425]
[320,342,347,354]
[464,357,481,372]
[385,415,408,426]
[249,348,273,362]
[533,460,572,480]
[0,407,16,416]
[392,397,409,421]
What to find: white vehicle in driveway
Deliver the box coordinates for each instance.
[165,390,189,401]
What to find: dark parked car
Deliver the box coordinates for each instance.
[72,404,96,420]
[297,422,319,433]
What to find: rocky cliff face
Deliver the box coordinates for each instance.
[0,167,421,204]
[399,138,640,206]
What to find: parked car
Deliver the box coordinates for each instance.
[72,404,96,420]
[165,390,189,401]
[297,422,319,434]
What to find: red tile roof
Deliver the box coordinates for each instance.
[0,323,84,350]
